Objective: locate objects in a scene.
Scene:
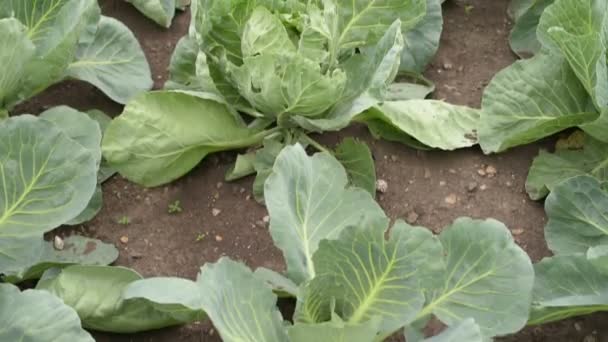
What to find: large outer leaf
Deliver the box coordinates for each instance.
[508,0,535,20]
[332,0,426,52]
[530,254,608,325]
[123,277,205,323]
[0,283,94,342]
[421,318,483,342]
[3,235,118,283]
[39,106,103,224]
[127,0,176,28]
[289,316,381,342]
[165,36,197,89]
[165,35,219,94]
[37,265,204,333]
[0,115,97,235]
[509,0,554,58]
[65,185,103,225]
[544,176,608,255]
[40,106,103,166]
[386,75,436,101]
[102,91,261,187]
[86,109,116,183]
[0,0,100,108]
[358,100,480,150]
[400,0,443,72]
[582,107,608,143]
[296,222,444,337]
[364,118,431,151]
[66,16,152,105]
[225,152,256,182]
[479,51,596,153]
[588,245,608,275]
[0,0,98,54]
[197,258,288,342]
[0,234,43,275]
[265,144,386,284]
[526,135,608,200]
[293,21,404,131]
[537,0,608,109]
[335,138,376,197]
[418,218,534,338]
[252,138,285,203]
[0,18,34,109]
[253,267,299,298]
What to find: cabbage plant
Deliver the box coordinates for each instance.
[37,145,534,341]
[528,175,608,325]
[508,0,555,58]
[0,283,94,342]
[102,0,480,193]
[526,132,608,200]
[0,0,152,115]
[480,0,608,153]
[0,108,118,284]
[126,0,190,28]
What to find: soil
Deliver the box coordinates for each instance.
[13,0,608,341]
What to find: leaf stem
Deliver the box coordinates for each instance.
[300,134,332,155]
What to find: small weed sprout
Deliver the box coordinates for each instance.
[118,216,130,225]
[195,233,206,242]
[168,200,182,214]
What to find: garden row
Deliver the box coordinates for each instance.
[0,0,607,341]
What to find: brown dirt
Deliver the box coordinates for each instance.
[13,0,608,341]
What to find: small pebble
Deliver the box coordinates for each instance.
[583,335,597,342]
[467,182,478,192]
[406,211,419,224]
[215,235,223,242]
[444,194,458,205]
[439,181,447,186]
[574,322,583,332]
[477,169,487,177]
[120,236,129,244]
[212,208,221,216]
[485,165,497,177]
[255,220,266,228]
[443,62,453,70]
[480,184,488,191]
[511,228,525,236]
[262,215,270,223]
[53,236,64,250]
[424,168,432,179]
[130,251,143,259]
[376,179,388,193]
